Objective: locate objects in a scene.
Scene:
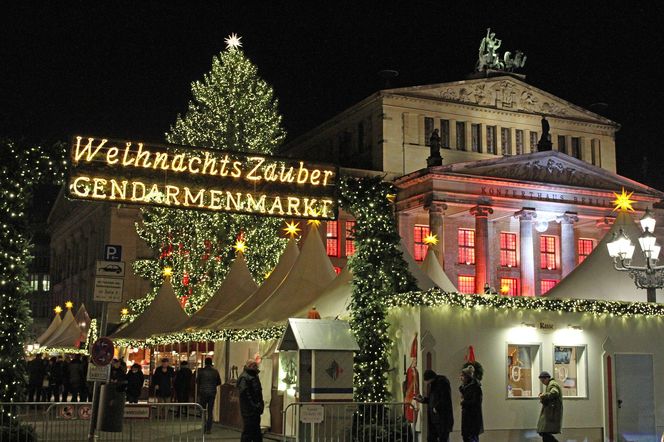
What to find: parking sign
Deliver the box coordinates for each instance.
[104,244,122,261]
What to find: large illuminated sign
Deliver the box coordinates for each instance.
[67,136,338,219]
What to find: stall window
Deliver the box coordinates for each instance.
[540,279,559,294]
[578,238,594,263]
[326,221,339,257]
[507,344,541,398]
[540,235,558,270]
[458,275,475,294]
[500,232,517,267]
[413,225,431,262]
[458,228,476,265]
[553,345,588,398]
[500,277,519,296]
[345,221,356,257]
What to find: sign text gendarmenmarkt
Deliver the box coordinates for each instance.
[67,136,338,219]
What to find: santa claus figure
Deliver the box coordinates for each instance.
[404,334,420,424]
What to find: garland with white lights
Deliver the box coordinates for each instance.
[114,326,286,348]
[388,289,664,317]
[339,176,419,402]
[26,347,88,356]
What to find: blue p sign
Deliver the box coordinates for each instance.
[104,245,122,262]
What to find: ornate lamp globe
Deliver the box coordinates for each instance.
[639,228,657,255]
[607,229,635,260]
[640,208,656,233]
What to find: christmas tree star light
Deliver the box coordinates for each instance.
[162,266,173,278]
[612,188,635,212]
[225,33,242,50]
[234,240,247,254]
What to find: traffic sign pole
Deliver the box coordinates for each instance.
[88,301,108,441]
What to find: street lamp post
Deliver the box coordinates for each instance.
[607,209,664,302]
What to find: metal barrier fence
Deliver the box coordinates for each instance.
[0,402,206,441]
[282,402,415,442]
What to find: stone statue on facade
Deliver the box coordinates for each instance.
[476,28,526,73]
[537,116,552,151]
[427,129,443,167]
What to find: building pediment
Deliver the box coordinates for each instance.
[385,76,618,126]
[426,151,663,197]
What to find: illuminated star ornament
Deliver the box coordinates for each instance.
[234,239,247,254]
[120,308,129,316]
[225,33,242,51]
[612,188,635,213]
[423,233,439,246]
[283,221,301,238]
[162,266,173,278]
[65,301,74,309]
[54,305,63,314]
[500,285,510,295]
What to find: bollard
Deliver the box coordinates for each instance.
[97,384,126,432]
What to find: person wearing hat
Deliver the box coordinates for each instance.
[415,369,454,442]
[459,365,483,442]
[238,360,264,442]
[537,371,563,441]
[196,358,221,434]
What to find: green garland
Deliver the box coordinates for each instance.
[388,289,664,317]
[339,176,419,402]
[114,326,286,348]
[27,348,88,356]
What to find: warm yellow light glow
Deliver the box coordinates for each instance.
[386,193,396,203]
[283,221,301,238]
[264,270,272,279]
[54,306,62,314]
[500,285,510,294]
[612,188,635,213]
[234,240,247,254]
[65,301,74,309]
[423,233,439,246]
[225,33,243,50]
[121,308,129,316]
[307,218,321,228]
[162,266,173,278]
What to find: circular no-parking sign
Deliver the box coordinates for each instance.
[91,337,114,366]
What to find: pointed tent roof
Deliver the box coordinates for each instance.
[295,266,353,320]
[231,228,337,329]
[75,304,91,335]
[37,313,62,345]
[421,249,458,292]
[43,309,82,348]
[178,253,258,331]
[112,281,189,340]
[398,240,440,291]
[207,238,300,330]
[546,212,648,302]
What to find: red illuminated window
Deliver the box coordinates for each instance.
[540,279,559,294]
[458,228,475,265]
[413,225,431,261]
[499,277,519,296]
[326,221,339,257]
[458,275,476,294]
[500,232,518,267]
[578,238,594,263]
[540,235,558,270]
[345,221,356,257]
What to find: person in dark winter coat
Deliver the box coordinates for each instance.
[79,356,90,401]
[27,354,46,402]
[459,365,483,442]
[126,363,144,403]
[50,356,65,402]
[109,359,127,392]
[237,360,264,442]
[66,354,84,402]
[152,358,175,401]
[174,361,193,403]
[415,369,454,442]
[537,371,563,442]
[196,358,221,433]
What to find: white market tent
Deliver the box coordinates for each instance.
[37,313,62,345]
[177,253,258,331]
[75,304,91,335]
[225,228,337,329]
[43,308,82,348]
[294,266,353,320]
[207,238,300,330]
[399,240,443,291]
[420,248,458,292]
[546,211,652,302]
[113,281,189,340]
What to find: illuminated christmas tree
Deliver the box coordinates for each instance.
[0,139,65,404]
[129,35,287,316]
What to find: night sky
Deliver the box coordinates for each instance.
[2,2,664,189]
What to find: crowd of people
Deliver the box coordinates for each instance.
[26,353,91,402]
[415,366,563,442]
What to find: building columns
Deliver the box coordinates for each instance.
[427,203,447,267]
[515,208,537,296]
[470,205,493,294]
[557,212,579,278]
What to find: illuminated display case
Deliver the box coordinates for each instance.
[506,343,541,398]
[553,345,588,398]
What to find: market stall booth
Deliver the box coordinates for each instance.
[42,305,84,349]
